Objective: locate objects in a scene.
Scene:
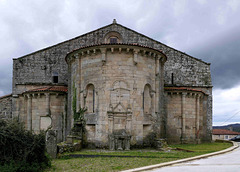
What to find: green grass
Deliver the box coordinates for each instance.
[46,142,232,172]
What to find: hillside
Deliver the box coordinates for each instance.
[213,123,240,133]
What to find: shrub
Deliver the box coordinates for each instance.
[0,119,51,172]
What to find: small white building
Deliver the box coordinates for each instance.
[212,129,240,140]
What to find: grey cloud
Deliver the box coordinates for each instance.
[1,0,240,96]
[188,26,240,89]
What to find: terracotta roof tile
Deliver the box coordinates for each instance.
[212,129,240,135]
[165,87,206,94]
[0,94,12,99]
[24,86,67,93]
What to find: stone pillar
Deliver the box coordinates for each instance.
[108,134,115,150]
[158,57,165,138]
[181,92,187,143]
[150,91,154,115]
[155,57,160,121]
[206,89,213,141]
[75,54,81,112]
[96,91,99,113]
[196,94,200,143]
[46,130,58,159]
[27,94,32,131]
[108,113,113,133]
[126,114,132,134]
[45,93,50,116]
[125,136,131,150]
[100,48,106,65]
[67,62,73,136]
[63,95,67,141]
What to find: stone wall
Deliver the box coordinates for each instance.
[0,94,12,119]
[12,22,211,96]
[11,21,212,145]
[166,90,205,144]
[17,92,67,143]
[212,134,236,140]
[67,44,166,147]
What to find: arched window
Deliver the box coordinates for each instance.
[143,84,151,114]
[86,84,95,113]
[52,72,58,83]
[104,31,122,44]
[109,36,118,43]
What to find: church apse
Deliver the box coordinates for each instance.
[66,43,167,148]
[4,21,212,150]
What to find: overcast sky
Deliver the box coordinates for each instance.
[0,0,240,126]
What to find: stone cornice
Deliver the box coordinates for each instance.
[165,87,207,96]
[65,43,167,64]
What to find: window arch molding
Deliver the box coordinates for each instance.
[85,83,95,113]
[104,31,123,43]
[143,83,153,114]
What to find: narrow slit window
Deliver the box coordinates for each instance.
[143,84,151,114]
[53,72,59,83]
[86,84,95,113]
[171,73,174,85]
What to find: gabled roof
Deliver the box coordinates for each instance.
[212,129,240,135]
[23,86,67,94]
[13,20,210,65]
[0,94,12,99]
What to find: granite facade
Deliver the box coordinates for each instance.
[0,21,212,146]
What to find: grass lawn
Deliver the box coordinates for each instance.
[46,142,232,172]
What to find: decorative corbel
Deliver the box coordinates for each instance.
[156,55,160,76]
[133,49,139,65]
[74,53,79,59]
[100,48,106,65]
[119,48,122,53]
[150,90,155,97]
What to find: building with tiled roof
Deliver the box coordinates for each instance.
[0,20,212,149]
[212,129,240,140]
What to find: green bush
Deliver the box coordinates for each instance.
[0,119,51,172]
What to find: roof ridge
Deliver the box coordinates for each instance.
[14,23,114,60]
[0,94,12,99]
[13,22,210,65]
[115,23,210,65]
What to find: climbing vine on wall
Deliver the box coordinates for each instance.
[72,83,87,133]
[72,83,77,116]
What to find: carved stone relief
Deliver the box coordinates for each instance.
[108,80,132,150]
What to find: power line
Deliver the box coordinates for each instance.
[220,110,240,126]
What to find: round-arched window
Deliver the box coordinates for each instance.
[104,31,122,43]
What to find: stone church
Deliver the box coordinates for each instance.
[0,20,212,148]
